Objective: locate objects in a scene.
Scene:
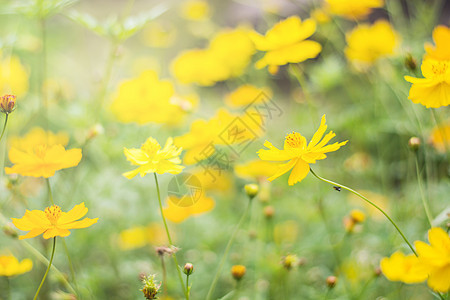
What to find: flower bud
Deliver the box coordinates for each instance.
[141,274,161,300]
[244,183,259,199]
[231,265,246,281]
[281,254,299,270]
[0,94,16,114]
[408,137,421,152]
[404,53,417,72]
[350,209,365,224]
[326,275,337,288]
[183,263,194,275]
[263,206,275,218]
[374,266,382,277]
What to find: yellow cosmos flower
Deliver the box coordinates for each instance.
[415,227,450,292]
[111,70,194,126]
[424,25,450,61]
[250,16,322,71]
[9,127,69,151]
[324,0,384,20]
[345,20,399,66]
[0,254,32,277]
[380,251,428,284]
[234,159,281,180]
[258,115,347,185]
[429,122,450,153]
[123,137,184,179]
[180,0,211,21]
[118,223,168,250]
[0,55,29,97]
[191,168,233,192]
[5,144,82,178]
[171,28,254,86]
[225,84,273,108]
[12,203,98,240]
[163,194,215,223]
[404,59,450,108]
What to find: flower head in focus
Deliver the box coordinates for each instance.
[258,115,347,185]
[345,20,399,66]
[5,144,82,178]
[250,16,322,72]
[424,25,450,61]
[123,137,184,179]
[0,254,32,277]
[404,59,450,108]
[324,0,384,20]
[12,203,98,240]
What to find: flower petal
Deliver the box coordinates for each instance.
[58,203,88,225]
[288,159,310,185]
[267,158,298,182]
[308,115,327,149]
[58,217,98,229]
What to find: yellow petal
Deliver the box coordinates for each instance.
[267,158,297,182]
[427,265,450,292]
[123,148,149,165]
[287,159,310,185]
[58,202,88,225]
[308,115,327,148]
[18,228,47,240]
[58,218,99,229]
[43,228,70,239]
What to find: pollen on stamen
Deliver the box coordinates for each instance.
[45,205,62,224]
[285,132,304,148]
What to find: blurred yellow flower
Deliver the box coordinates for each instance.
[12,203,98,240]
[163,194,215,223]
[5,144,82,178]
[0,254,32,277]
[258,115,347,185]
[191,168,233,192]
[181,0,211,21]
[250,16,322,71]
[404,59,450,108]
[225,85,272,108]
[415,227,450,292]
[381,251,427,283]
[0,55,29,97]
[424,25,450,61]
[429,122,450,153]
[9,127,69,150]
[348,190,389,221]
[171,28,254,86]
[324,0,384,20]
[234,159,281,180]
[345,20,399,65]
[141,22,177,48]
[111,70,194,125]
[118,223,168,250]
[123,137,184,179]
[311,8,330,24]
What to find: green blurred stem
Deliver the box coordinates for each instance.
[414,154,433,227]
[3,276,11,300]
[153,173,187,297]
[33,237,56,300]
[206,197,252,300]
[290,64,319,123]
[0,114,9,142]
[160,256,167,297]
[186,274,190,300]
[46,178,54,205]
[309,168,417,256]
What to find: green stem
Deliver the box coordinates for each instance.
[309,168,417,256]
[186,275,190,300]
[46,178,54,205]
[160,256,167,297]
[153,173,187,297]
[206,198,252,300]
[33,237,56,300]
[0,114,9,142]
[414,154,433,227]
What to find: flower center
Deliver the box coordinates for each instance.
[285,132,304,148]
[45,205,62,225]
[142,137,161,156]
[34,145,48,158]
[431,61,449,76]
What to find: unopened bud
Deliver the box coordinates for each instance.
[231,265,246,281]
[404,53,417,72]
[244,183,259,199]
[408,137,421,151]
[350,209,365,224]
[0,94,16,114]
[263,206,275,218]
[326,276,337,288]
[374,266,382,277]
[183,263,194,275]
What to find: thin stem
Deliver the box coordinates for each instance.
[309,168,417,256]
[186,275,190,300]
[160,256,167,297]
[414,154,433,227]
[153,173,187,297]
[206,198,252,300]
[3,276,11,300]
[33,237,56,300]
[46,178,54,205]
[0,114,9,142]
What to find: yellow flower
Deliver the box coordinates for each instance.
[12,203,98,240]
[404,59,450,108]
[225,84,272,108]
[348,190,389,221]
[123,137,184,179]
[180,0,211,21]
[324,0,384,20]
[250,16,322,70]
[163,194,215,223]
[9,127,69,151]
[311,8,330,24]
[424,25,450,61]
[345,20,399,66]
[111,70,193,125]
[234,159,281,180]
[429,122,450,153]
[258,115,347,185]
[0,55,29,97]
[5,144,82,178]
[191,168,233,192]
[118,223,168,250]
[171,28,254,86]
[0,254,32,277]
[415,227,450,292]
[380,251,428,284]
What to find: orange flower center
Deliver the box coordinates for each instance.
[431,61,449,76]
[285,132,304,148]
[34,145,48,158]
[45,205,62,224]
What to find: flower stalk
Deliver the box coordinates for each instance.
[33,237,56,300]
